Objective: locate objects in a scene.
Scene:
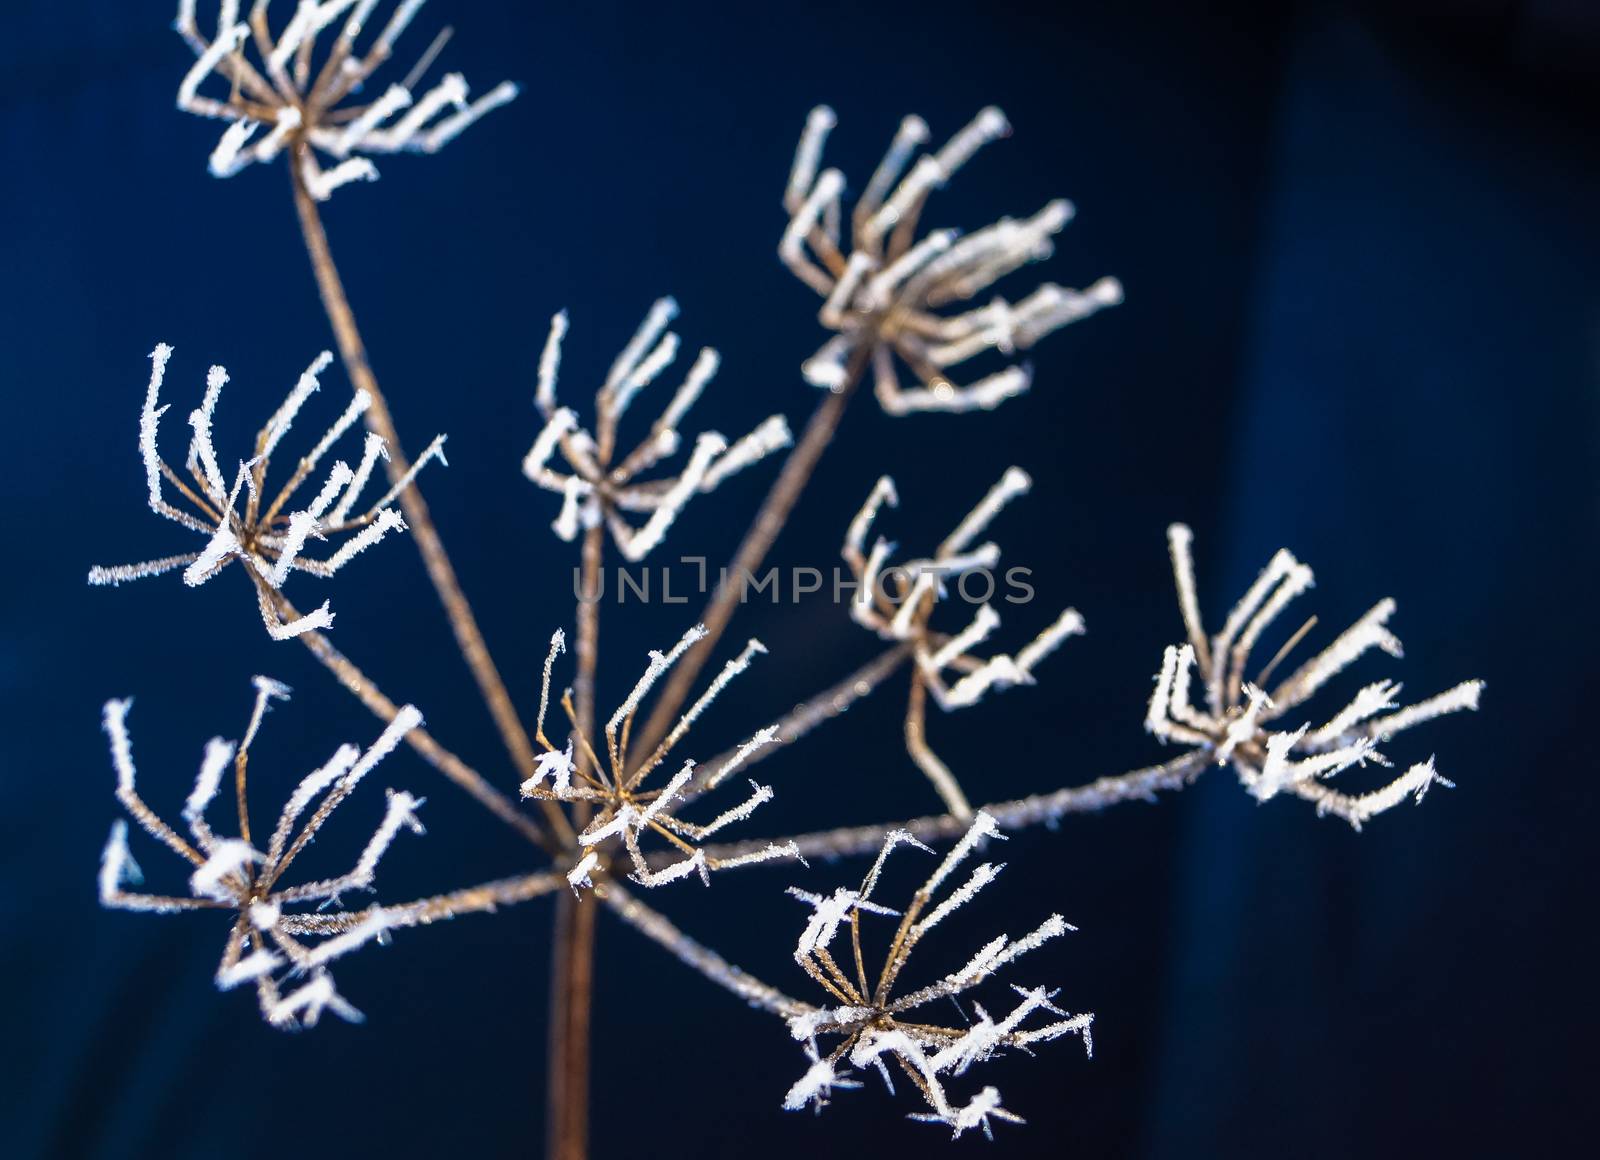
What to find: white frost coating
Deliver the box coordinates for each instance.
[183,737,237,823]
[342,705,424,793]
[845,476,898,562]
[335,84,412,155]
[140,345,174,510]
[1141,528,1482,828]
[423,81,521,152]
[700,416,792,491]
[536,310,569,414]
[190,839,263,901]
[363,72,467,151]
[606,297,680,393]
[268,743,361,864]
[658,346,719,432]
[304,911,396,968]
[98,821,136,903]
[522,742,575,797]
[613,433,726,561]
[188,364,230,499]
[323,508,407,571]
[303,155,379,200]
[523,407,578,487]
[780,106,1118,417]
[607,625,708,739]
[329,433,388,523]
[216,949,283,990]
[1015,607,1087,674]
[264,599,335,640]
[269,973,364,1027]
[609,330,680,420]
[567,852,600,893]
[262,351,335,461]
[941,466,1030,556]
[786,105,837,212]
[783,813,1088,1130]
[183,525,240,586]
[271,461,355,586]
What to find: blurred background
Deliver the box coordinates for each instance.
[2,1,1596,1155]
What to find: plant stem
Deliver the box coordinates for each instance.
[547,522,604,1160]
[261,584,549,849]
[286,147,571,845]
[629,350,870,765]
[687,751,1213,867]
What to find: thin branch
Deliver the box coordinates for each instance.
[688,752,1210,866]
[287,147,573,848]
[629,347,871,765]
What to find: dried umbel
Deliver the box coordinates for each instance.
[782,105,1122,414]
[522,299,792,560]
[844,467,1085,818]
[783,813,1091,1138]
[98,678,425,1026]
[522,626,801,891]
[175,0,518,199]
[88,344,441,639]
[1149,524,1484,828]
[99,679,564,1026]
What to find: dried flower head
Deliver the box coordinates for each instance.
[522,625,802,890]
[175,0,518,199]
[97,677,426,1027]
[88,344,442,639]
[781,105,1122,415]
[1147,524,1484,828]
[522,300,793,561]
[843,468,1085,818]
[783,813,1091,1138]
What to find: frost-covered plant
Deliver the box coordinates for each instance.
[87,344,440,639]
[87,6,1484,1156]
[175,0,517,199]
[783,813,1092,1136]
[843,467,1085,818]
[521,625,801,890]
[782,105,1122,414]
[521,300,792,559]
[1147,524,1484,829]
[97,677,562,1026]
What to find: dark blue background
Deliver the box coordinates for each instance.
[3,2,1595,1156]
